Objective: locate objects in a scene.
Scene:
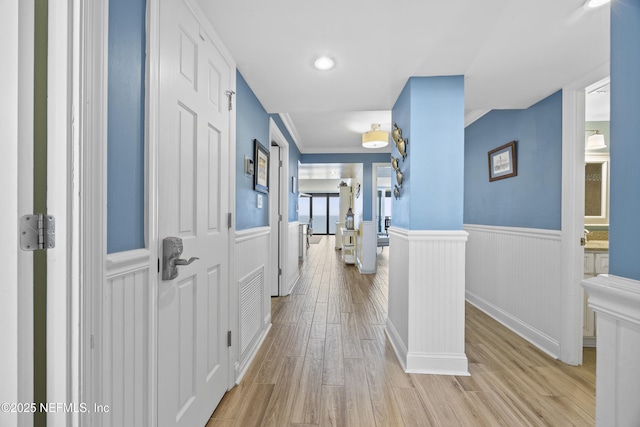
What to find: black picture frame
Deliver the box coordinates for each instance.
[254,139,270,193]
[488,141,517,182]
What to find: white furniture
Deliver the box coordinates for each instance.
[583,250,609,346]
[335,185,353,249]
[299,223,308,260]
[341,228,356,264]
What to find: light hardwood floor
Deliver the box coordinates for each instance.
[208,236,595,426]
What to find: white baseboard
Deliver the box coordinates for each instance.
[235,322,271,385]
[466,291,561,358]
[385,318,408,372]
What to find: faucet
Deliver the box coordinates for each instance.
[584,229,591,242]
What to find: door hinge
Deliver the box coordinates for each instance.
[225,90,235,111]
[580,237,586,246]
[228,213,232,228]
[279,160,283,167]
[20,214,55,251]
[278,268,282,276]
[279,214,283,221]
[227,331,232,347]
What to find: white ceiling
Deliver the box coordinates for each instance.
[196,0,609,156]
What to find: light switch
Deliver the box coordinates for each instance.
[257,194,262,208]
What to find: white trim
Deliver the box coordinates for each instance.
[106,249,151,277]
[464,109,491,127]
[235,226,271,242]
[405,354,470,377]
[269,117,290,297]
[1,3,22,425]
[47,2,73,425]
[278,113,301,148]
[464,224,561,240]
[17,2,35,425]
[385,318,408,372]
[76,1,110,425]
[146,0,160,422]
[234,323,272,384]
[582,275,640,328]
[582,274,640,426]
[388,227,469,241]
[466,292,561,358]
[560,61,609,365]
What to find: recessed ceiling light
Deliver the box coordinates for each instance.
[313,56,335,71]
[586,0,610,8]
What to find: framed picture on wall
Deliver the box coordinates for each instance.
[488,141,517,182]
[254,139,269,193]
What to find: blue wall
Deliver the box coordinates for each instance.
[270,114,302,222]
[391,76,465,230]
[300,153,389,221]
[464,90,563,230]
[107,0,146,253]
[236,71,270,230]
[609,0,640,280]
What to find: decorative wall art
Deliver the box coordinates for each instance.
[392,122,408,160]
[254,139,270,193]
[391,155,400,171]
[488,141,517,182]
[396,169,404,188]
[393,185,401,200]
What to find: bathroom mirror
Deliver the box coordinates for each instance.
[585,155,609,225]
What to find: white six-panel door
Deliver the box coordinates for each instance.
[157,0,232,425]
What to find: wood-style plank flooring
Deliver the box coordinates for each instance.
[208,236,595,426]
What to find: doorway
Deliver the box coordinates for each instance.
[559,61,609,365]
[268,118,290,296]
[582,76,610,348]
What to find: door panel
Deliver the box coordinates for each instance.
[158,1,231,425]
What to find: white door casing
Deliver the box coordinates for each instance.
[157,0,233,425]
[270,144,281,296]
[268,118,290,296]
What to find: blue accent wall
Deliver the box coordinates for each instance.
[300,153,389,221]
[236,71,270,230]
[392,76,465,230]
[107,0,146,253]
[464,90,563,230]
[269,114,302,222]
[609,0,640,280]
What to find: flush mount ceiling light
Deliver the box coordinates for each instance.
[586,0,610,8]
[586,130,607,149]
[362,124,389,149]
[313,56,335,71]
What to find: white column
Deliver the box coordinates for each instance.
[582,275,640,426]
[386,228,469,375]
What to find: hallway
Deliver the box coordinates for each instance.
[208,237,595,426]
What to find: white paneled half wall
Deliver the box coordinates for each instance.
[464,224,562,357]
[234,227,272,382]
[102,249,152,427]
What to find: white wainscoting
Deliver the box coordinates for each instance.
[285,222,301,295]
[386,228,469,376]
[102,249,152,427]
[357,221,376,274]
[234,227,271,382]
[582,274,640,426]
[464,224,562,358]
